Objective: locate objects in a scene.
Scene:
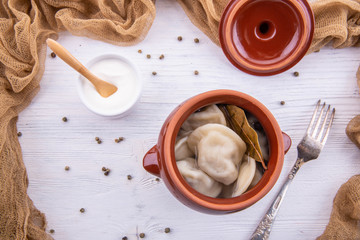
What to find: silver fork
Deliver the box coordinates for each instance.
[250,100,335,240]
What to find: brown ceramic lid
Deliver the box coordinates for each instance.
[219,0,314,76]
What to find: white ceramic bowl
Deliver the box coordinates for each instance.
[77,54,142,118]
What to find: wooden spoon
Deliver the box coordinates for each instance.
[46,39,118,98]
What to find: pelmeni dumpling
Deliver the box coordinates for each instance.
[187,123,247,185]
[176,128,192,140]
[175,136,194,161]
[181,104,226,132]
[232,155,256,197]
[177,158,222,198]
[219,155,257,198]
[218,183,234,198]
[248,166,263,190]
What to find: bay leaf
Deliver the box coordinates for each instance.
[219,105,267,170]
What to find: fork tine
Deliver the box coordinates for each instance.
[321,108,335,144]
[317,105,330,141]
[306,100,321,135]
[311,102,326,138]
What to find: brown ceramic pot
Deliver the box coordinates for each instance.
[143,90,291,214]
[219,0,314,76]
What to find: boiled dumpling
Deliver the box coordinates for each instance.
[176,128,192,140]
[181,104,226,132]
[177,158,222,198]
[218,183,234,198]
[248,166,263,190]
[175,136,194,161]
[219,155,257,198]
[232,155,256,197]
[187,123,247,185]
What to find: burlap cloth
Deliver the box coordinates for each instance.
[1,0,360,239]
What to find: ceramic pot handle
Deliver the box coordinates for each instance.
[143,145,160,177]
[282,132,291,154]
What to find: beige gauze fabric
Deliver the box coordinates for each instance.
[316,175,360,240]
[0,0,155,239]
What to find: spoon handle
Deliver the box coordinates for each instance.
[46,39,100,85]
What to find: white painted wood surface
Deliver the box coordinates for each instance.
[17,1,360,239]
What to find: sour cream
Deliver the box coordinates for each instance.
[78,55,141,117]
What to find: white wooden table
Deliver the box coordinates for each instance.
[18,1,360,239]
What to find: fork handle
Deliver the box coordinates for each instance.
[250,158,304,240]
